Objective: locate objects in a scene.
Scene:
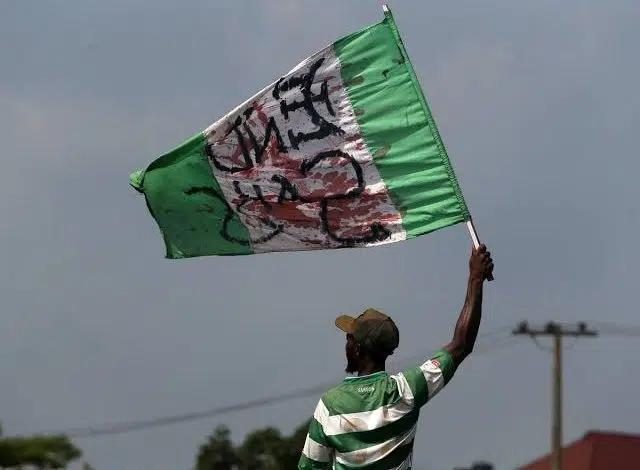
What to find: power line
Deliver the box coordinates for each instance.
[523,321,640,352]
[19,326,516,440]
[530,335,554,353]
[10,322,640,440]
[588,321,640,337]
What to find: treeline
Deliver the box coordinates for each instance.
[194,420,310,470]
[0,420,494,470]
[0,420,309,470]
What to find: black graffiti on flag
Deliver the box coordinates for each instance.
[272,57,345,150]
[207,57,344,174]
[197,57,392,247]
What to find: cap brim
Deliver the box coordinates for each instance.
[335,315,357,334]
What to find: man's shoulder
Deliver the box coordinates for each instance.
[313,385,341,419]
[319,382,348,407]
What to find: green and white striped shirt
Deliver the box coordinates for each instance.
[298,349,456,470]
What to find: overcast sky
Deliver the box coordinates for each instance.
[1,1,639,469]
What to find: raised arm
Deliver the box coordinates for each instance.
[444,244,494,366]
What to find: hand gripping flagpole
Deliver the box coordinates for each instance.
[466,220,494,281]
[382,3,494,282]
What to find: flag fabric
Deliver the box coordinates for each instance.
[129,7,471,259]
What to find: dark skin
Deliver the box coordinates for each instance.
[345,244,494,375]
[443,244,493,366]
[345,334,384,376]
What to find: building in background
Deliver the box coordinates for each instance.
[519,430,640,469]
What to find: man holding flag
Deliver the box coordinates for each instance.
[128,5,496,464]
[298,244,494,469]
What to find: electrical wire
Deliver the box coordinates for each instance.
[530,336,554,353]
[473,336,522,355]
[15,322,640,439]
[17,322,640,441]
[19,326,517,440]
[589,321,640,337]
[515,321,640,352]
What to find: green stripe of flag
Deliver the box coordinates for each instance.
[130,134,251,258]
[335,8,470,238]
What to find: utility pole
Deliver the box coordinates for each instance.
[513,322,598,470]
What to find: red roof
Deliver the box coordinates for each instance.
[519,430,640,470]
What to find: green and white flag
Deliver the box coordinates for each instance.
[130,7,471,259]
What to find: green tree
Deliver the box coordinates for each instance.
[271,419,310,469]
[195,419,310,470]
[196,425,238,470]
[0,423,82,470]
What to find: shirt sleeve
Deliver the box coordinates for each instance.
[298,400,333,469]
[397,348,457,408]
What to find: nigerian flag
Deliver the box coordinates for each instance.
[130,6,471,259]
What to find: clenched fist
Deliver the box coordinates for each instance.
[469,244,494,282]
